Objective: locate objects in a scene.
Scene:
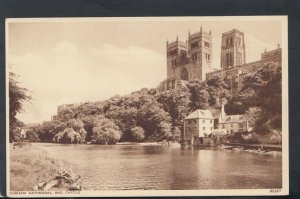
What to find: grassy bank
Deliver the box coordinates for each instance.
[10,142,78,191]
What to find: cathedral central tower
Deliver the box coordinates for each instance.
[220,29,246,70]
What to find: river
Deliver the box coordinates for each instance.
[32,143,282,190]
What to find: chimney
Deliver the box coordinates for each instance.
[220,100,226,120]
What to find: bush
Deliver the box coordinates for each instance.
[242,132,260,144]
[52,128,83,143]
[92,118,122,144]
[130,126,145,142]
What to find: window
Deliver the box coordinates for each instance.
[226,52,232,68]
[231,130,233,134]
[170,49,178,56]
[192,53,197,61]
[203,120,205,123]
[231,124,233,127]
[204,41,210,48]
[222,125,225,128]
[171,60,178,67]
[239,123,243,128]
[211,127,213,130]
[237,52,242,65]
[205,53,210,60]
[210,120,212,123]
[191,42,199,49]
[203,127,206,130]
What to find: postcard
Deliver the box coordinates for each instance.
[6,16,288,197]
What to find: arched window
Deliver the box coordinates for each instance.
[181,68,189,81]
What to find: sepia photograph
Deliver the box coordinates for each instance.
[6,16,288,197]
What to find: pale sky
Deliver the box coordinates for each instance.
[7,17,283,123]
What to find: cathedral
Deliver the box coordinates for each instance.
[157,28,282,95]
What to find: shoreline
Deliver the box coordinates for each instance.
[16,141,282,155]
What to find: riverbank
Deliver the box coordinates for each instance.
[10,143,79,191]
[219,143,282,155]
[117,141,181,147]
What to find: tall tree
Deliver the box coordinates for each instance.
[186,79,209,111]
[238,62,282,133]
[9,72,31,142]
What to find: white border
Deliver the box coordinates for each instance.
[5,16,289,197]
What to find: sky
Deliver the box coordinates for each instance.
[7,17,283,123]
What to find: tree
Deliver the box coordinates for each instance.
[92,118,122,144]
[186,79,209,111]
[130,126,145,142]
[237,62,282,134]
[138,101,172,140]
[156,86,190,135]
[171,126,181,141]
[52,128,82,143]
[244,107,263,130]
[206,76,230,108]
[9,72,31,142]
[37,120,67,142]
[25,127,40,142]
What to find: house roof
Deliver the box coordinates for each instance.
[185,109,214,120]
[219,114,246,123]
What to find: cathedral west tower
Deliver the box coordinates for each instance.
[166,26,212,82]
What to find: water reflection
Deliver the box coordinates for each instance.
[32,143,282,190]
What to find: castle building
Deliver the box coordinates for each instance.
[206,44,282,95]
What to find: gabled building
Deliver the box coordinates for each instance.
[218,104,249,134]
[183,109,214,145]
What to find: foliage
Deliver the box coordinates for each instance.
[138,101,172,140]
[156,87,190,134]
[244,107,263,129]
[171,126,182,141]
[25,129,40,142]
[52,128,83,143]
[36,120,67,142]
[9,72,31,142]
[27,62,281,143]
[186,79,209,111]
[130,126,145,142]
[206,76,230,108]
[235,63,282,134]
[92,118,122,144]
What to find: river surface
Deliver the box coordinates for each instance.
[32,143,282,190]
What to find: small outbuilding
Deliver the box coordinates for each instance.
[183,109,214,145]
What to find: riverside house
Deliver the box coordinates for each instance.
[183,109,214,145]
[218,104,249,134]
